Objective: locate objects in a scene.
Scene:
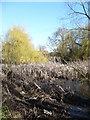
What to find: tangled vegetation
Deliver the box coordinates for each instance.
[1,62,90,119]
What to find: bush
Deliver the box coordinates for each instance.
[2,26,48,64]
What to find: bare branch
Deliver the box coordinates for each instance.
[68,3,90,19]
[81,2,90,19]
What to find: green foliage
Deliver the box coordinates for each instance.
[1,105,8,119]
[2,26,48,64]
[49,26,90,61]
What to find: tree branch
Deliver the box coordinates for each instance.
[68,3,90,19]
[81,2,90,19]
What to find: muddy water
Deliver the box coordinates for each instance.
[55,79,90,119]
[67,105,90,120]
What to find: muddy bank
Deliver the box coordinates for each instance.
[1,62,90,119]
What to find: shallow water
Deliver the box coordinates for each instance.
[59,79,90,119]
[67,105,90,120]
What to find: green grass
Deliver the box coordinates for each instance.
[1,105,8,120]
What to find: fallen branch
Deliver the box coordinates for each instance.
[34,82,41,90]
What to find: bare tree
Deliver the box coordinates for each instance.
[66,1,90,30]
[38,45,46,51]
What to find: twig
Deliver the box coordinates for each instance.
[34,82,41,90]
